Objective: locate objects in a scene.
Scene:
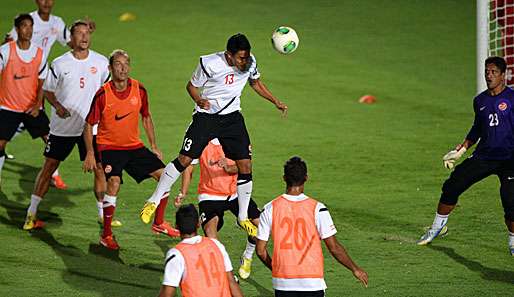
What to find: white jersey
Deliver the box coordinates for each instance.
[162,236,233,287]
[257,193,337,291]
[43,50,109,137]
[190,51,260,115]
[8,11,70,62]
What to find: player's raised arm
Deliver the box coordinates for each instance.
[249,78,287,116]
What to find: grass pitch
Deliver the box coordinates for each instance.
[0,1,513,296]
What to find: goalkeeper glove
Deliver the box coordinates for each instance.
[442,146,467,170]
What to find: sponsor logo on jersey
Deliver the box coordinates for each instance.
[13,74,30,80]
[51,27,59,35]
[104,165,112,173]
[90,67,97,74]
[115,112,131,121]
[499,102,508,111]
[130,97,138,105]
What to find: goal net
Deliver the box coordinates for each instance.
[479,0,514,91]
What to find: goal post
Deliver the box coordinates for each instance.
[479,0,514,93]
[477,0,488,93]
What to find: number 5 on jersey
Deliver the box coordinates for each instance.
[80,77,85,89]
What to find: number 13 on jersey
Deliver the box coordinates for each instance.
[224,74,234,85]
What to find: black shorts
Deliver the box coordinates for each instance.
[275,290,325,297]
[440,157,514,220]
[99,147,165,183]
[198,197,260,231]
[179,111,251,160]
[43,134,86,161]
[0,109,49,140]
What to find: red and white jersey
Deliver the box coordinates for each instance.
[190,51,260,115]
[257,193,337,291]
[43,50,109,136]
[162,236,233,288]
[8,11,70,62]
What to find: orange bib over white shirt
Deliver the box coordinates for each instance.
[163,236,232,297]
[257,193,337,291]
[0,41,43,112]
[197,139,237,201]
[271,195,324,279]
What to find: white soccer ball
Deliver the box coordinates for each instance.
[271,26,299,54]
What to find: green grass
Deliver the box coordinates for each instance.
[1,0,513,296]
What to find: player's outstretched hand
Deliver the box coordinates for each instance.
[353,268,368,288]
[442,146,466,170]
[151,146,163,160]
[83,153,97,173]
[174,193,185,208]
[196,98,211,110]
[56,104,71,119]
[275,101,288,117]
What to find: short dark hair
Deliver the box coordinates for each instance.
[176,204,199,235]
[14,14,33,29]
[109,49,130,66]
[284,156,307,187]
[226,33,251,54]
[485,56,507,73]
[70,20,89,35]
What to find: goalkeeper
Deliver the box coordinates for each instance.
[417,57,514,256]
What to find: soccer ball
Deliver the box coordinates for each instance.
[271,26,299,54]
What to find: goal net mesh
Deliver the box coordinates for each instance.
[490,0,514,85]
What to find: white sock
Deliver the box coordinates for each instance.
[0,155,5,177]
[148,162,180,203]
[103,194,117,208]
[509,232,514,247]
[243,240,256,259]
[52,168,59,178]
[237,180,252,221]
[28,194,42,216]
[97,201,103,218]
[431,212,449,230]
